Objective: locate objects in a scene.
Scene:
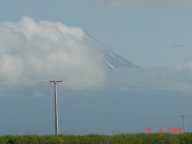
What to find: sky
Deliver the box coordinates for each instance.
[0,0,192,68]
[1,0,192,135]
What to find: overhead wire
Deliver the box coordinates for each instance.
[0,79,49,85]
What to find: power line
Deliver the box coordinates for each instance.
[62,115,185,125]
[0,80,49,85]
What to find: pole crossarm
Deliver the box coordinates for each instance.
[50,80,62,83]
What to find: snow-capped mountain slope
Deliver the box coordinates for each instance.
[102,49,138,69]
[85,31,138,70]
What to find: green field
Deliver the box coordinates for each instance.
[0,133,192,144]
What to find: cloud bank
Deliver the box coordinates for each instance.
[106,67,192,94]
[77,0,192,6]
[0,17,105,89]
[1,17,191,94]
[104,0,192,4]
[176,62,192,70]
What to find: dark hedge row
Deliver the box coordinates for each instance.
[0,133,192,144]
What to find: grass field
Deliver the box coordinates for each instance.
[0,133,192,144]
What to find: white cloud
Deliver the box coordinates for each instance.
[107,67,192,94]
[171,81,192,93]
[110,0,192,4]
[74,0,192,6]
[0,17,105,89]
[176,62,192,70]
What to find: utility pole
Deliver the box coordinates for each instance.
[181,115,186,133]
[50,80,62,135]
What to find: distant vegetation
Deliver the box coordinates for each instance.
[0,133,192,144]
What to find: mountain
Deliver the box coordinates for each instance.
[85,31,138,70]
[102,49,138,69]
